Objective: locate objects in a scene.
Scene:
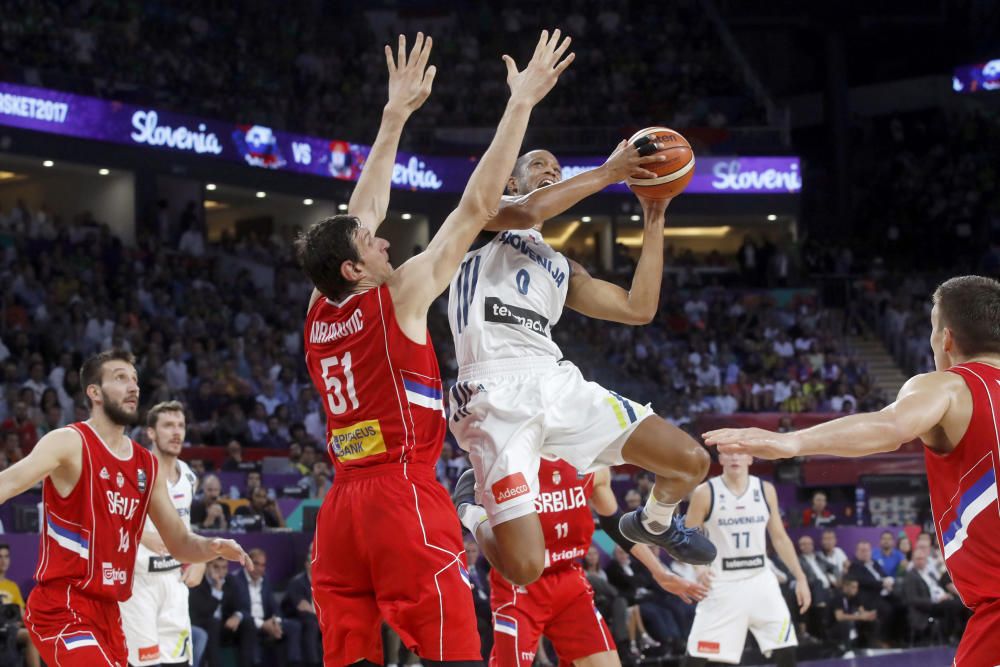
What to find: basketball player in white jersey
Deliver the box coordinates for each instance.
[449,145,715,586]
[680,451,810,666]
[121,401,203,666]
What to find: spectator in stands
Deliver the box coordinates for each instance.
[605,546,666,656]
[801,491,837,527]
[797,535,836,638]
[897,535,913,563]
[298,460,332,499]
[873,531,907,576]
[191,473,231,530]
[582,547,629,656]
[248,403,269,443]
[0,543,39,667]
[914,532,945,579]
[244,471,263,499]
[258,416,290,449]
[282,548,322,667]
[624,489,642,511]
[846,541,894,646]
[0,401,37,452]
[221,440,248,472]
[817,529,849,581]
[190,557,229,667]
[901,549,966,644]
[223,547,301,667]
[294,444,318,476]
[832,577,881,654]
[235,487,286,529]
[463,538,493,660]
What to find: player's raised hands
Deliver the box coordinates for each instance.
[210,537,253,572]
[603,139,667,182]
[384,32,436,116]
[504,29,575,106]
[701,427,798,459]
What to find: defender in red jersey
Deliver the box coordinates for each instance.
[295,31,574,666]
[0,350,249,667]
[489,459,707,667]
[705,275,1000,667]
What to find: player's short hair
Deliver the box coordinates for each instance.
[294,215,362,300]
[147,400,185,428]
[80,349,136,404]
[932,275,1000,356]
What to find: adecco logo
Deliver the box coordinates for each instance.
[492,473,530,505]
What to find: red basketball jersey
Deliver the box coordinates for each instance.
[35,421,158,602]
[304,285,446,473]
[925,362,1000,609]
[534,458,595,572]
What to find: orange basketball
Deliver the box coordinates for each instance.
[625,127,695,200]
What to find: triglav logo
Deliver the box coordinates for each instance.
[711,160,801,193]
[102,561,127,585]
[393,156,442,191]
[130,110,223,155]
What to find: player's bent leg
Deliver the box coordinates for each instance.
[617,418,715,564]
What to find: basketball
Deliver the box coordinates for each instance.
[625,126,696,200]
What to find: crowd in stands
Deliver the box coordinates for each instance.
[0,0,765,148]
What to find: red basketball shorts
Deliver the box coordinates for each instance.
[25,582,128,667]
[312,463,481,665]
[954,597,1000,666]
[490,564,614,667]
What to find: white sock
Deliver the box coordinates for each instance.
[459,504,488,535]
[640,495,678,535]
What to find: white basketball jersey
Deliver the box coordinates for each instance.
[448,228,570,367]
[135,458,196,575]
[703,475,770,581]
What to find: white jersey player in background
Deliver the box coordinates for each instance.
[680,451,810,666]
[120,401,203,666]
[449,143,716,588]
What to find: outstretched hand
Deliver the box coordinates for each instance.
[210,537,253,572]
[603,139,667,182]
[654,569,709,604]
[701,428,798,459]
[385,32,436,116]
[504,29,575,106]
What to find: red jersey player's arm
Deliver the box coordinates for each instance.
[389,30,574,334]
[307,34,436,310]
[564,196,670,325]
[148,471,252,570]
[0,427,81,504]
[763,481,811,613]
[703,371,959,459]
[484,141,664,232]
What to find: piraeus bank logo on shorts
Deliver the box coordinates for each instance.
[330,419,386,461]
[492,472,530,505]
[484,297,549,335]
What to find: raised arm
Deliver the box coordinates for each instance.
[390,29,574,323]
[564,195,670,325]
[703,371,958,459]
[763,481,811,612]
[349,33,435,233]
[485,139,665,232]
[0,428,80,504]
[148,471,251,569]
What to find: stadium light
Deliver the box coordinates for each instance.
[42,160,54,167]
[338,203,348,211]
[630,214,640,221]
[256,191,266,198]
[581,216,592,222]
[401,213,412,220]
[303,198,314,206]
[98,168,110,176]
[767,214,777,221]
[206,183,217,191]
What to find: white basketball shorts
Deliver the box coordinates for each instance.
[450,357,652,526]
[686,568,797,664]
[120,568,193,666]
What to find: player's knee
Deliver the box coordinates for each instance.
[503,551,544,586]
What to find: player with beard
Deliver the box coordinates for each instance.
[120,401,203,667]
[0,349,250,667]
[449,145,715,587]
